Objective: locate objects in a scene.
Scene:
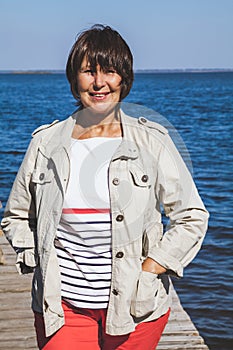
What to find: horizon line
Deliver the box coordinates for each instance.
[0,68,233,74]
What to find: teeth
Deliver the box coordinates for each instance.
[90,93,108,97]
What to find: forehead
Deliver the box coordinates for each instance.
[80,53,115,70]
[80,56,91,68]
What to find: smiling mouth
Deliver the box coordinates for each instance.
[89,92,110,98]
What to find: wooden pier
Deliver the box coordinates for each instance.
[0,231,209,349]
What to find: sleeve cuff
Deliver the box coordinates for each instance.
[148,247,184,278]
[16,248,37,274]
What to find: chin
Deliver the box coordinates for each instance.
[86,102,120,116]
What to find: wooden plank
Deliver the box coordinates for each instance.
[0,233,209,349]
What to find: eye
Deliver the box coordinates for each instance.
[80,67,95,74]
[84,69,94,74]
[107,69,117,74]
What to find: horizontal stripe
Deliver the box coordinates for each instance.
[56,241,111,252]
[57,253,111,267]
[61,271,111,282]
[76,235,111,241]
[57,249,111,261]
[58,246,111,255]
[62,290,109,300]
[57,252,111,265]
[62,296,109,306]
[62,280,110,290]
[56,229,111,241]
[62,289,109,299]
[56,243,111,255]
[61,280,111,290]
[59,264,111,274]
[62,208,110,214]
[62,293,109,301]
[59,223,111,233]
[56,237,111,249]
[59,221,111,227]
[57,254,111,272]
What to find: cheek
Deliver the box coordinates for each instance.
[76,80,85,92]
[76,75,90,92]
[117,76,122,86]
[112,77,122,91]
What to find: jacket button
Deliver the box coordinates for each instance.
[39,173,45,180]
[116,214,124,222]
[116,251,124,258]
[141,175,148,182]
[140,117,147,124]
[112,289,119,296]
[112,178,120,185]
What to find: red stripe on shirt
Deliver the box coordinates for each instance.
[62,208,110,214]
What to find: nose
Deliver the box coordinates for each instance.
[93,71,106,89]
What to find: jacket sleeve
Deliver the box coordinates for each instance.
[149,133,209,278]
[1,137,39,274]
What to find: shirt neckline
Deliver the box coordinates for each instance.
[71,136,122,142]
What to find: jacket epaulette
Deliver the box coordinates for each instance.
[138,117,168,135]
[32,120,59,136]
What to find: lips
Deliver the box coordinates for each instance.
[89,92,110,99]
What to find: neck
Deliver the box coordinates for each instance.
[77,107,120,128]
[72,107,122,139]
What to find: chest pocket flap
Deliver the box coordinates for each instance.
[130,167,152,188]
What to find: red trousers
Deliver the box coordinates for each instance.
[34,301,170,350]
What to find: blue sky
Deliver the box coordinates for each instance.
[1,0,233,70]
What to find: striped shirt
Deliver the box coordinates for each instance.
[55,136,122,309]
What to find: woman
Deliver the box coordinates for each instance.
[1,25,209,349]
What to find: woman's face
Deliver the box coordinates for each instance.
[77,56,122,116]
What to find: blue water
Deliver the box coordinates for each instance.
[0,72,232,350]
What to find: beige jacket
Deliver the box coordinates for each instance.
[1,109,209,337]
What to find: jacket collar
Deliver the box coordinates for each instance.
[38,108,139,161]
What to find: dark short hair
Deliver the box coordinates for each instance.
[66,24,134,104]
